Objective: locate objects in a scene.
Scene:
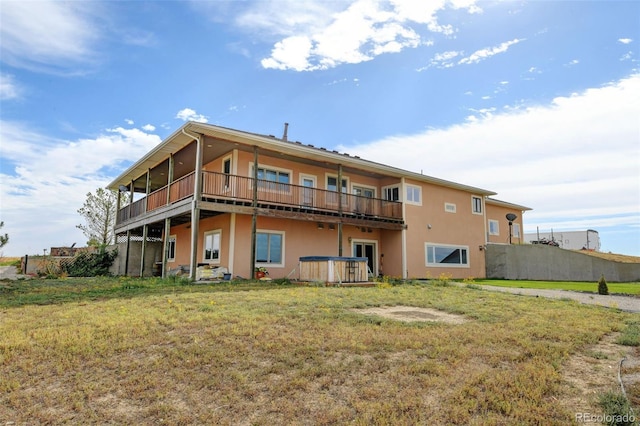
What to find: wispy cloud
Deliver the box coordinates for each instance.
[339,74,640,235]
[176,108,209,123]
[618,38,633,44]
[0,1,104,74]
[458,38,524,65]
[0,73,21,100]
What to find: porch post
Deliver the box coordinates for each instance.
[167,154,174,205]
[140,170,151,277]
[189,133,203,281]
[338,164,343,257]
[249,146,259,279]
[124,230,131,276]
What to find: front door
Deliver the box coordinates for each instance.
[353,242,376,277]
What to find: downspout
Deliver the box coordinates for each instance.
[182,127,203,281]
[401,177,407,279]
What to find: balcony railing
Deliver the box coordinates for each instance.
[117,171,403,225]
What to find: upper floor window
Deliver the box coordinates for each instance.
[472,196,483,214]
[383,185,400,202]
[253,165,290,192]
[445,203,456,213]
[405,184,422,205]
[327,176,347,192]
[513,223,521,238]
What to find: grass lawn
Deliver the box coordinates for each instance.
[476,279,640,295]
[1,277,638,425]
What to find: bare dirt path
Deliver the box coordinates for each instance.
[474,284,640,313]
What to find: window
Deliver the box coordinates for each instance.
[513,223,521,238]
[254,165,290,191]
[445,203,456,213]
[256,231,284,265]
[167,235,176,262]
[204,230,221,263]
[327,176,347,192]
[472,196,483,214]
[405,184,422,205]
[488,220,499,235]
[383,186,400,201]
[426,244,469,267]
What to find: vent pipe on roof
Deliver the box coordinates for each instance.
[282,122,289,141]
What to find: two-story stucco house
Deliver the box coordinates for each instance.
[108,122,529,281]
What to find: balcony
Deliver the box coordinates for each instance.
[116,171,404,228]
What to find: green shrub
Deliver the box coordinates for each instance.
[616,321,640,346]
[598,274,609,295]
[597,391,635,426]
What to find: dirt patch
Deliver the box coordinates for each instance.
[354,306,467,324]
[574,250,640,263]
[560,333,639,419]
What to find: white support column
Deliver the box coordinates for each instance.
[189,133,203,281]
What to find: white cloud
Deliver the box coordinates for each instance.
[142,124,156,131]
[253,0,480,71]
[125,119,134,125]
[458,38,524,65]
[0,1,103,74]
[175,108,209,123]
[618,38,633,44]
[0,122,162,255]
[339,74,640,236]
[0,73,21,100]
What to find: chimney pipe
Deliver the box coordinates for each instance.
[282,122,289,141]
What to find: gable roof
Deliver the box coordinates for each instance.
[108,121,497,196]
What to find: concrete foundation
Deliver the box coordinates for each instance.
[485,244,640,282]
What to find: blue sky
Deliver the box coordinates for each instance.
[1,0,638,257]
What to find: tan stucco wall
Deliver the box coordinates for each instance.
[485,204,526,245]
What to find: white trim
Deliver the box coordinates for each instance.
[488,219,500,236]
[444,202,456,213]
[255,229,285,268]
[350,238,378,275]
[299,173,317,187]
[381,184,401,201]
[203,229,222,264]
[404,183,422,206]
[425,242,470,268]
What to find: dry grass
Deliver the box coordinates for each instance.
[1,279,638,425]
[575,250,640,264]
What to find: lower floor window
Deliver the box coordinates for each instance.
[204,230,221,262]
[426,244,469,267]
[256,231,283,265]
[167,236,176,261]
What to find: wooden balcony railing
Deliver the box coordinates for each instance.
[117,171,403,225]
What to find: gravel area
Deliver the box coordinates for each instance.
[475,284,640,313]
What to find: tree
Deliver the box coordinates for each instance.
[77,188,125,246]
[0,221,8,249]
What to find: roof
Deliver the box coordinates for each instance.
[108,121,497,196]
[486,197,532,211]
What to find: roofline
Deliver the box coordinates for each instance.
[486,197,532,211]
[108,121,497,196]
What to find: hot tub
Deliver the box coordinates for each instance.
[299,256,369,283]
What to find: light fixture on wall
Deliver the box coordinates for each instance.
[118,185,128,192]
[328,224,335,230]
[317,223,324,229]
